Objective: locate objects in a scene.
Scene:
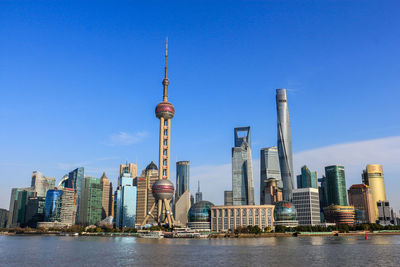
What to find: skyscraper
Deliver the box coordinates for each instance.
[362,164,387,221]
[44,189,63,222]
[100,172,113,219]
[296,165,318,189]
[232,126,254,205]
[142,39,175,226]
[175,161,190,200]
[24,196,46,227]
[79,177,103,226]
[7,188,36,228]
[66,167,84,223]
[115,171,137,228]
[348,184,375,223]
[260,146,282,204]
[195,181,202,204]
[276,89,294,202]
[137,162,159,225]
[119,162,137,186]
[325,165,348,206]
[174,161,191,225]
[31,171,56,197]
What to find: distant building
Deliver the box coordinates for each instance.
[224,190,233,206]
[377,201,392,225]
[211,205,274,232]
[195,181,202,204]
[7,188,36,228]
[323,205,355,225]
[31,171,56,197]
[232,127,254,205]
[66,167,84,223]
[274,201,298,227]
[362,164,387,221]
[325,165,348,206]
[100,172,113,220]
[58,175,69,189]
[174,161,191,225]
[292,188,320,226]
[24,196,46,227]
[119,162,137,186]
[176,161,190,200]
[296,165,317,189]
[260,147,282,205]
[276,89,294,202]
[115,171,137,228]
[44,189,63,222]
[0,208,8,228]
[136,162,158,226]
[262,178,282,205]
[187,201,214,231]
[347,184,375,223]
[79,177,103,226]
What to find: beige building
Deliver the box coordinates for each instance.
[348,184,375,223]
[136,162,159,225]
[211,205,274,232]
[100,172,113,219]
[119,162,137,186]
[174,190,191,225]
[362,164,386,220]
[59,188,76,225]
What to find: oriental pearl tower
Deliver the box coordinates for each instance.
[141,38,175,227]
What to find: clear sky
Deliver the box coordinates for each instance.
[1,1,399,211]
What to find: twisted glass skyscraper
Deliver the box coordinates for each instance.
[276,89,294,202]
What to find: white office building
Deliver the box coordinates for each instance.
[292,188,321,226]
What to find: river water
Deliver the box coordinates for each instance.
[1,235,400,266]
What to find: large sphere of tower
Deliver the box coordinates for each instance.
[152,179,174,200]
[155,101,175,119]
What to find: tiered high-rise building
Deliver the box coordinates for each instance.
[119,162,137,186]
[276,89,294,202]
[362,164,387,221]
[232,126,254,205]
[260,146,282,204]
[141,39,175,226]
[195,181,202,204]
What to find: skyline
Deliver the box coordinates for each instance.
[1,1,400,211]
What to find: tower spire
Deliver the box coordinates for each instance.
[162,37,169,101]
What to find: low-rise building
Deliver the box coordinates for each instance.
[323,205,355,225]
[211,205,274,232]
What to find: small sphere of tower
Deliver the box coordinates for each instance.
[152,179,174,200]
[155,101,175,119]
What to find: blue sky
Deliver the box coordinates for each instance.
[1,1,399,210]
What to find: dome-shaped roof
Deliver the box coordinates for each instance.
[274,201,297,221]
[188,201,215,223]
[145,161,158,171]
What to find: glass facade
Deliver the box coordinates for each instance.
[188,201,214,223]
[25,196,46,227]
[232,127,254,205]
[44,190,63,222]
[116,172,137,228]
[7,188,36,228]
[176,161,190,200]
[274,201,297,221]
[325,165,348,206]
[260,146,282,204]
[66,167,84,223]
[276,89,294,202]
[296,165,318,189]
[79,177,103,226]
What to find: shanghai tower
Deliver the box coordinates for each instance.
[276,89,294,202]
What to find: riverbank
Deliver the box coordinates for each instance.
[208,231,400,238]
